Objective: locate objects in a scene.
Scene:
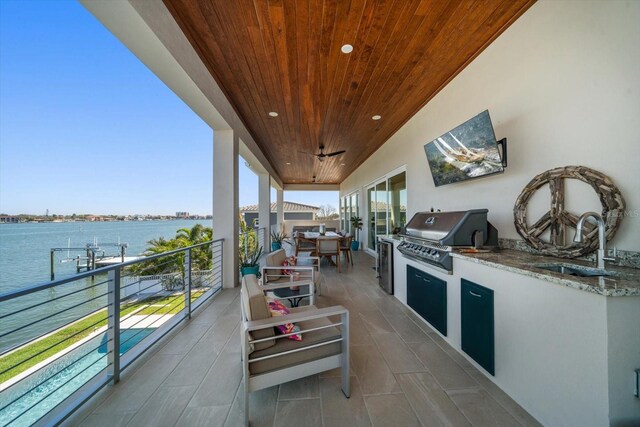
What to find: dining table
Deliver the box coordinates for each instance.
[301,231,342,239]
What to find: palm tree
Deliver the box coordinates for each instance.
[175,224,211,245]
[175,224,213,272]
[129,236,180,276]
[128,225,214,287]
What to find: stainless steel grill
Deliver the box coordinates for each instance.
[398,209,498,274]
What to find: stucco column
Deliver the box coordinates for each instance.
[258,173,271,251]
[276,188,284,233]
[213,129,238,288]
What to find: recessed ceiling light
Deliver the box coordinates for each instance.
[372,115,381,121]
[268,111,278,117]
[341,44,353,54]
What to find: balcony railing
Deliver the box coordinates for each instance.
[0,239,224,426]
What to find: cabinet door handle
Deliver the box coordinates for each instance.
[469,291,482,298]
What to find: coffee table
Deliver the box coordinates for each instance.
[272,284,311,307]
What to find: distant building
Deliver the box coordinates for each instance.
[0,215,19,223]
[240,201,320,227]
[176,211,189,218]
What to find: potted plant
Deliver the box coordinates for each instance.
[350,216,363,251]
[270,231,290,251]
[240,245,263,276]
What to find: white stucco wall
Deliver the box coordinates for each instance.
[340,0,640,252]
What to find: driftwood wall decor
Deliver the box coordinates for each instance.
[513,166,625,258]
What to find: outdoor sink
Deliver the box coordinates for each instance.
[532,263,617,278]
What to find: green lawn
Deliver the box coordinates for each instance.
[0,290,206,384]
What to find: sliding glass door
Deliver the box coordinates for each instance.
[367,181,387,251]
[388,172,407,234]
[366,170,406,253]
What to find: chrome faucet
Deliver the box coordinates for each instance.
[573,212,615,269]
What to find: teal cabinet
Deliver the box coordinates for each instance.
[407,265,447,336]
[461,279,494,375]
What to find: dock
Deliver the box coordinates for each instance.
[95,256,142,267]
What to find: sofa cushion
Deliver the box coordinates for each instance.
[241,274,275,351]
[265,249,288,280]
[248,306,342,375]
[266,249,287,268]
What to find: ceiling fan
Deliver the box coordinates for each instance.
[302,144,346,162]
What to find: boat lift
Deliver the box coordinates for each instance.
[50,242,129,280]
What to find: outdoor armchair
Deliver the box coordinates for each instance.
[240,274,350,426]
[263,249,322,300]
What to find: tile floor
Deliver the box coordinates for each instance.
[68,251,540,427]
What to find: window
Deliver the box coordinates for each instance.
[340,191,360,237]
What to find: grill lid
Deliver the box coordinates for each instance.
[403,209,490,246]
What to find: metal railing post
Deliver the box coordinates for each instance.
[50,250,55,280]
[244,231,249,260]
[184,248,191,318]
[218,240,224,289]
[107,268,121,384]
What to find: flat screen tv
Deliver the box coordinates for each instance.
[424,110,506,187]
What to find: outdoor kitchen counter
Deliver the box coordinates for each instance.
[451,249,640,297]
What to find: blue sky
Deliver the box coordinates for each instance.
[0,0,338,216]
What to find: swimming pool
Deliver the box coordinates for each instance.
[0,328,155,427]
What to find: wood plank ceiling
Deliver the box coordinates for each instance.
[164,0,535,185]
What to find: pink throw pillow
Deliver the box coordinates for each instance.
[281,256,297,276]
[266,299,302,341]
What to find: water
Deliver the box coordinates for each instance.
[0,220,208,352]
[0,328,155,426]
[0,220,208,293]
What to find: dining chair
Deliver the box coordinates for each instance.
[316,237,341,273]
[340,233,353,266]
[295,234,316,256]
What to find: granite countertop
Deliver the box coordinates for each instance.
[379,234,403,242]
[451,249,640,297]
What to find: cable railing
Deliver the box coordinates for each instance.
[239,227,267,259]
[0,239,224,426]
